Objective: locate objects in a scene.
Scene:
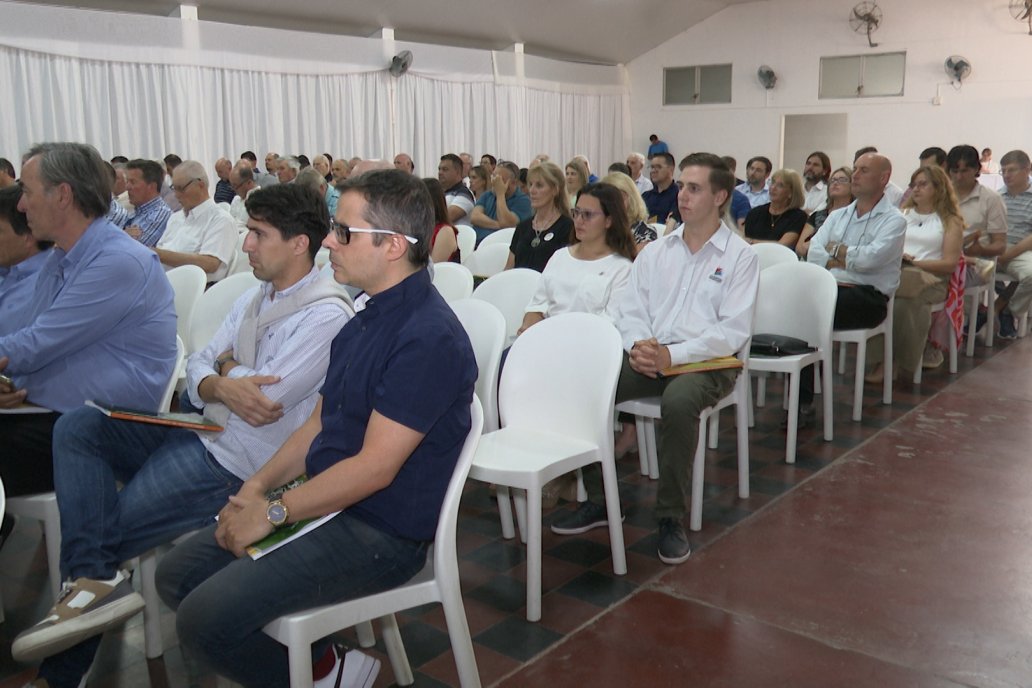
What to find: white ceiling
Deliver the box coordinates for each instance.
[13,0,752,64]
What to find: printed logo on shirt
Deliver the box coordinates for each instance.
[708,267,724,283]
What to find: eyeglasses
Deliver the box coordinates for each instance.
[829,177,851,185]
[329,218,418,245]
[909,180,932,190]
[571,208,604,221]
[170,178,200,192]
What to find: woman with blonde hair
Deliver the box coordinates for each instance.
[468,164,490,201]
[867,165,964,382]
[743,168,807,248]
[506,161,572,272]
[564,158,589,209]
[600,171,656,248]
[797,166,854,257]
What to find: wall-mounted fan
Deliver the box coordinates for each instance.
[389,50,413,77]
[849,1,882,48]
[757,65,777,90]
[944,55,971,84]
[1011,0,1032,35]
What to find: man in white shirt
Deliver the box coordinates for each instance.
[14,183,354,681]
[626,152,653,195]
[551,153,758,565]
[155,160,238,282]
[854,146,905,207]
[802,151,830,214]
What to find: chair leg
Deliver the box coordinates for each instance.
[512,489,528,545]
[356,620,376,648]
[838,341,847,375]
[734,387,750,499]
[785,371,800,465]
[599,457,627,575]
[286,637,314,688]
[986,285,996,347]
[575,469,587,502]
[689,413,708,532]
[525,487,543,622]
[139,550,164,659]
[949,324,958,374]
[495,486,516,540]
[380,613,415,686]
[707,411,719,450]
[756,374,767,407]
[644,417,659,479]
[438,581,482,688]
[913,360,923,384]
[821,357,834,442]
[852,340,866,421]
[882,328,894,406]
[42,507,63,600]
[634,417,649,476]
[966,289,979,357]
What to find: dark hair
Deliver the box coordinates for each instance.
[234,164,255,184]
[746,156,772,175]
[0,158,15,178]
[649,134,659,142]
[439,154,463,174]
[518,168,528,185]
[1001,150,1031,169]
[650,152,675,168]
[422,177,457,234]
[240,151,257,164]
[681,152,735,214]
[163,154,182,169]
[608,162,631,176]
[720,155,737,170]
[297,154,311,169]
[340,169,432,267]
[244,183,328,262]
[920,147,947,166]
[806,151,831,181]
[946,145,980,175]
[573,183,636,262]
[103,161,117,185]
[322,152,334,163]
[126,159,165,190]
[480,154,497,166]
[25,142,110,218]
[0,186,51,251]
[853,146,878,162]
[109,155,129,165]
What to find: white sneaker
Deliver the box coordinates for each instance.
[313,645,381,688]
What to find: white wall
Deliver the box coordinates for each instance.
[627,0,1032,184]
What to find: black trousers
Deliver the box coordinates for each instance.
[800,284,889,405]
[0,411,61,496]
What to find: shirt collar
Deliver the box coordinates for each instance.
[135,195,167,214]
[59,217,114,269]
[183,198,216,219]
[2,248,51,280]
[360,268,431,319]
[261,265,322,302]
[667,220,734,253]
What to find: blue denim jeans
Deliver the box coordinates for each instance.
[155,514,428,688]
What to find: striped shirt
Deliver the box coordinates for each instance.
[1002,185,1032,246]
[127,195,173,247]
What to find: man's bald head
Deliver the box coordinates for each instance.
[851,153,892,201]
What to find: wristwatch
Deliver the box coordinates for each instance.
[266,499,289,527]
[215,353,235,375]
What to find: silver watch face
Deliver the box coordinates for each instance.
[267,503,287,525]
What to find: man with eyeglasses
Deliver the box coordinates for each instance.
[13,183,355,686]
[642,152,679,223]
[228,160,261,230]
[154,159,238,283]
[153,169,477,686]
[994,149,1032,339]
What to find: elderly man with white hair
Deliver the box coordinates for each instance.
[626,152,653,194]
[277,156,301,184]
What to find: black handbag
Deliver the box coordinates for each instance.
[750,334,816,357]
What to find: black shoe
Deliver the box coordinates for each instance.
[999,312,1018,340]
[550,502,611,535]
[657,518,691,564]
[780,404,814,431]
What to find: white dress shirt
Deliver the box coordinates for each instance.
[615,221,759,365]
[525,248,631,322]
[804,181,828,213]
[158,198,238,281]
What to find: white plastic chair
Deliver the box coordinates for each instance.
[835,293,895,421]
[165,265,206,350]
[187,272,261,353]
[751,242,799,270]
[455,224,477,265]
[749,263,836,463]
[466,243,510,279]
[477,226,516,249]
[468,313,626,622]
[263,397,484,688]
[615,345,752,532]
[965,261,995,355]
[912,301,959,384]
[449,300,505,434]
[432,262,474,303]
[471,268,542,343]
[229,232,251,275]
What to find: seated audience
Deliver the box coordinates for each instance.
[551,153,758,565]
[802,151,831,213]
[312,154,333,182]
[470,161,533,244]
[162,154,183,212]
[228,160,260,230]
[213,157,235,204]
[642,153,679,223]
[101,163,130,230]
[480,154,497,175]
[11,184,354,683]
[507,161,572,272]
[393,153,415,174]
[798,166,854,258]
[297,154,311,169]
[468,164,490,201]
[995,149,1032,338]
[296,167,339,218]
[423,177,460,263]
[867,165,963,382]
[243,150,279,188]
[0,157,16,188]
[981,147,997,174]
[626,152,653,194]
[608,162,631,177]
[460,153,474,183]
[154,160,237,282]
[574,155,599,184]
[743,168,807,247]
[112,162,132,213]
[565,158,589,209]
[330,157,350,185]
[0,142,176,499]
[152,169,476,688]
[122,158,173,247]
[854,146,905,207]
[0,186,53,335]
[263,152,282,186]
[277,156,300,184]
[735,155,772,208]
[601,171,654,248]
[438,153,474,226]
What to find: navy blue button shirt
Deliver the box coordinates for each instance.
[306,268,477,541]
[643,183,680,223]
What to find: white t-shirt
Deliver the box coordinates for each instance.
[525,247,632,322]
[158,198,238,281]
[445,187,475,226]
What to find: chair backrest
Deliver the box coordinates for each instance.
[500,312,622,452]
[229,232,251,275]
[450,299,506,433]
[455,225,477,265]
[754,261,837,349]
[432,262,474,303]
[466,243,510,278]
[478,226,516,249]
[471,268,542,342]
[158,336,185,412]
[187,272,261,352]
[751,242,799,271]
[165,264,207,346]
[433,396,483,572]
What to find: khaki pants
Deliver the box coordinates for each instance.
[1001,251,1032,317]
[870,270,948,373]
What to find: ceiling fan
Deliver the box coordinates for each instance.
[849,1,882,48]
[1011,0,1032,35]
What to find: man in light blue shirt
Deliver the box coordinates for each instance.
[470,161,533,244]
[0,142,177,499]
[0,186,52,335]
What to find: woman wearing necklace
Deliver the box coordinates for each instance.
[866,165,963,383]
[743,169,808,249]
[797,166,855,258]
[506,161,572,272]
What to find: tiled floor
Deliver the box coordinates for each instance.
[1,332,1026,687]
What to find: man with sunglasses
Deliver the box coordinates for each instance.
[154,169,477,687]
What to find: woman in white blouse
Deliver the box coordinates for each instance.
[517,182,637,336]
[867,165,963,382]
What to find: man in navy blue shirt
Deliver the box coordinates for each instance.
[643,153,680,223]
[155,169,477,687]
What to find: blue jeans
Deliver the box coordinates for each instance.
[155,514,428,688]
[39,406,245,688]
